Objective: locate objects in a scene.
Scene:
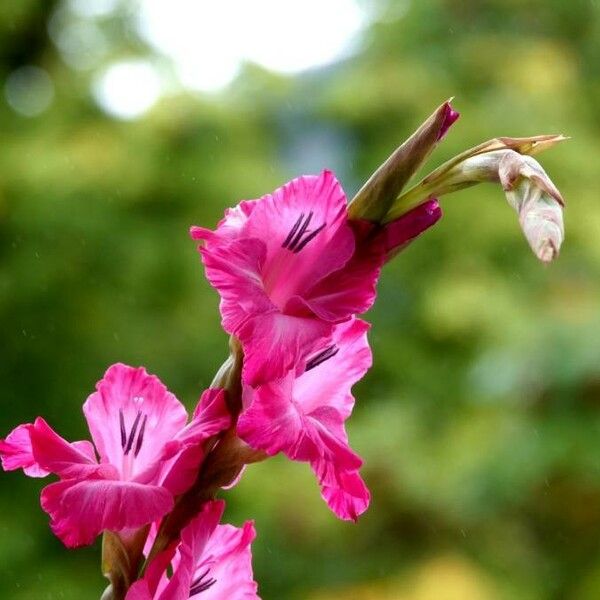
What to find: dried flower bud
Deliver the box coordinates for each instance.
[499,151,564,262]
[385,134,567,262]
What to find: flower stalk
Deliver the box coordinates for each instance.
[0,101,569,600]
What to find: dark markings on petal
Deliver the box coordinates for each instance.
[134,414,148,458]
[282,213,304,249]
[288,211,313,251]
[124,410,142,456]
[293,222,326,253]
[189,568,217,596]
[119,409,127,450]
[305,345,339,371]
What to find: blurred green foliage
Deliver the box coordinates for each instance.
[1,1,600,598]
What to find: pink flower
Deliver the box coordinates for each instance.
[191,171,383,386]
[126,500,259,600]
[237,318,372,521]
[0,364,229,547]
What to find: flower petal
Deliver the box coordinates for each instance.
[238,376,300,458]
[240,312,332,386]
[295,318,372,419]
[160,388,230,496]
[381,198,442,259]
[83,364,188,481]
[191,200,257,244]
[29,417,103,479]
[0,423,48,477]
[41,478,173,547]
[198,237,273,335]
[158,500,225,600]
[239,381,361,469]
[238,171,354,304]
[125,581,153,600]
[312,460,370,521]
[194,521,259,599]
[297,221,385,321]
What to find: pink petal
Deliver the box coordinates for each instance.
[159,444,204,497]
[0,423,48,477]
[295,318,372,419]
[237,171,354,308]
[186,388,231,444]
[159,389,230,495]
[238,376,301,458]
[382,199,442,259]
[41,478,174,547]
[194,172,358,381]
[125,581,153,600]
[195,522,259,599]
[311,460,370,521]
[29,418,104,479]
[298,220,385,321]
[158,500,225,600]
[239,312,332,386]
[239,380,360,469]
[199,237,274,335]
[190,200,257,243]
[83,363,188,481]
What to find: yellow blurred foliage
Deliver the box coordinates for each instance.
[309,555,499,600]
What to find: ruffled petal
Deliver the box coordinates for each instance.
[186,388,231,444]
[239,380,361,470]
[299,221,385,321]
[237,376,300,458]
[0,423,48,477]
[194,171,355,330]
[41,478,174,548]
[198,237,273,335]
[195,522,259,599]
[312,460,370,521]
[190,200,257,244]
[83,364,188,481]
[158,501,225,600]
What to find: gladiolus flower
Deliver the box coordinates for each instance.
[237,318,372,521]
[0,364,229,547]
[191,171,441,389]
[126,500,259,600]
[191,171,383,385]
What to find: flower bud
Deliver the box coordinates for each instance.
[499,151,564,263]
[348,100,459,222]
[385,134,567,262]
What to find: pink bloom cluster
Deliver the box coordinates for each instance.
[191,170,441,520]
[1,150,445,596]
[1,365,259,597]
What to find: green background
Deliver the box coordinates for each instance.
[1,1,600,598]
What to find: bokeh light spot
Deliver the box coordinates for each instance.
[93,60,161,120]
[4,66,55,117]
